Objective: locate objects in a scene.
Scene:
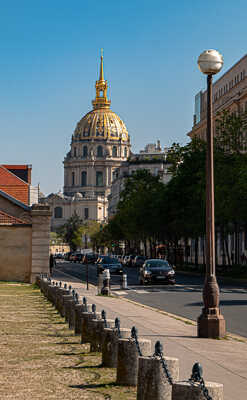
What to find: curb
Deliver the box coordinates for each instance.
[52,269,247,344]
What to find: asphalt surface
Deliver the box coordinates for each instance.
[55,260,247,337]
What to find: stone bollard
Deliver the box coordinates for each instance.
[54,282,63,309]
[64,289,76,323]
[91,311,115,352]
[137,341,179,400]
[52,282,61,307]
[56,284,69,314]
[172,363,223,400]
[81,306,100,345]
[61,286,73,319]
[68,291,78,329]
[56,284,70,316]
[74,300,92,335]
[47,281,56,302]
[102,318,131,368]
[116,327,151,386]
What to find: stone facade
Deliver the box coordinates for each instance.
[0,190,52,283]
[108,141,172,217]
[188,54,247,140]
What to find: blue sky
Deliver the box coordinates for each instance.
[1,0,246,194]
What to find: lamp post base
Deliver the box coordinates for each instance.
[198,309,226,338]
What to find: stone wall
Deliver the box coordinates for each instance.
[31,205,52,283]
[0,225,32,282]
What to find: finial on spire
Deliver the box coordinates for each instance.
[92,51,111,109]
[99,49,104,81]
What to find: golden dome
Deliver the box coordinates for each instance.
[73,108,128,141]
[73,52,129,142]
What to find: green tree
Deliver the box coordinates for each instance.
[57,212,83,251]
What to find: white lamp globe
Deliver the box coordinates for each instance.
[198,49,223,75]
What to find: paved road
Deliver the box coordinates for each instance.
[55,260,247,337]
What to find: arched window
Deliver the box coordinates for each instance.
[124,147,128,157]
[54,207,63,218]
[83,145,88,157]
[74,147,77,157]
[112,146,117,157]
[72,172,75,186]
[97,146,103,157]
[81,171,87,186]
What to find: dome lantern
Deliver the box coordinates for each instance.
[92,49,111,110]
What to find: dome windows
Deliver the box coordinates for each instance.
[96,171,103,186]
[97,146,103,157]
[124,147,128,158]
[81,171,87,186]
[112,146,117,157]
[83,145,88,157]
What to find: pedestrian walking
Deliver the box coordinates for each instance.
[49,254,54,276]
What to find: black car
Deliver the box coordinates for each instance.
[139,259,175,285]
[96,256,123,274]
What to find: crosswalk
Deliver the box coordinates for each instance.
[113,285,247,296]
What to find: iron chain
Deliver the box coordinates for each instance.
[188,363,213,400]
[130,327,143,357]
[153,341,173,386]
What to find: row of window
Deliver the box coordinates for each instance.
[71,171,103,187]
[73,145,128,158]
[214,69,246,102]
[54,206,89,219]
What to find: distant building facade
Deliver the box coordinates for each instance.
[188,54,247,140]
[45,54,131,230]
[108,141,172,217]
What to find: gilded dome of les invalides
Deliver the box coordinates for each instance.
[72,53,129,143]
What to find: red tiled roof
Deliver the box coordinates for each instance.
[3,165,31,170]
[0,165,29,204]
[0,210,26,225]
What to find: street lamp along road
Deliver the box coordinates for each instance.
[197,50,226,338]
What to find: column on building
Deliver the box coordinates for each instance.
[31,204,52,283]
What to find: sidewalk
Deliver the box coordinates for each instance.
[52,268,247,400]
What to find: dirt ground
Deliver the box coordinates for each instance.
[0,282,136,400]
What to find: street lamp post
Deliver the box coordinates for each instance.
[197,50,226,338]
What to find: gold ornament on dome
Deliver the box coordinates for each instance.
[72,51,129,143]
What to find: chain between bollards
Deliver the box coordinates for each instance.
[153,341,173,386]
[130,326,143,357]
[189,363,213,400]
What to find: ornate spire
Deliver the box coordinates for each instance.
[92,50,111,109]
[99,48,104,81]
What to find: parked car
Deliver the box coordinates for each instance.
[134,255,147,267]
[96,256,123,274]
[139,259,175,285]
